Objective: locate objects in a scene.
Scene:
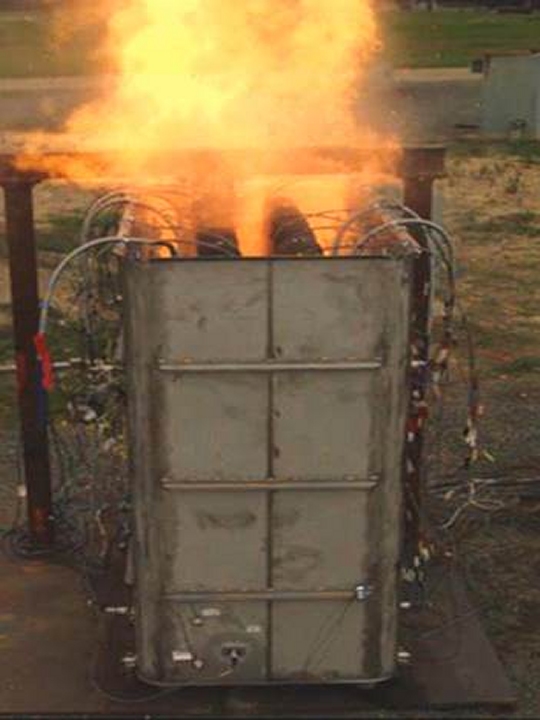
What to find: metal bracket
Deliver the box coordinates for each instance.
[355,584,374,601]
[121,652,137,669]
[158,359,383,374]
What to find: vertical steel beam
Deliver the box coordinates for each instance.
[401,147,446,557]
[402,146,446,218]
[2,178,53,547]
[402,148,443,360]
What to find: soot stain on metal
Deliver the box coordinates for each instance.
[196,510,258,531]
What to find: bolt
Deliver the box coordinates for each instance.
[121,652,137,669]
[397,650,412,665]
[104,606,130,615]
[355,584,373,601]
[172,650,193,663]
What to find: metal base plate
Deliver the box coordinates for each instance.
[95,562,515,714]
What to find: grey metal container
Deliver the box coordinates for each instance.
[124,256,412,687]
[481,53,540,139]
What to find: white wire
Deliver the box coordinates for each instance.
[331,200,421,256]
[79,196,181,245]
[354,218,454,270]
[331,202,456,275]
[38,236,166,335]
[79,192,132,245]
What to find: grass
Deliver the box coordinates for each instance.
[0,210,83,259]
[444,141,540,378]
[458,238,540,376]
[381,9,540,68]
[0,10,105,79]
[1,8,540,78]
[450,139,540,161]
[502,356,540,374]
[0,324,13,363]
[466,210,540,237]
[37,212,83,254]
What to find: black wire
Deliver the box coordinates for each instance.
[309,600,355,672]
[455,300,480,411]
[1,525,78,561]
[301,599,355,673]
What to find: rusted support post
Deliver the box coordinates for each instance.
[2,177,53,548]
[402,146,446,355]
[400,146,446,559]
[402,145,446,218]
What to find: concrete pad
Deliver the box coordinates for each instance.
[0,551,106,713]
[0,545,514,716]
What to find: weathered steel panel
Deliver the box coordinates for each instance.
[272,490,370,591]
[272,260,386,360]
[161,374,268,481]
[272,601,367,681]
[153,261,268,361]
[125,257,411,687]
[160,491,267,593]
[160,601,268,684]
[273,372,374,479]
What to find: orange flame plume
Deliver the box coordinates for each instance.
[18,1,399,254]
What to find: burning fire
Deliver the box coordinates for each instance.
[19,0,399,254]
[77,0,377,154]
[22,0,383,168]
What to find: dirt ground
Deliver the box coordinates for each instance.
[1,141,540,714]
[426,142,540,715]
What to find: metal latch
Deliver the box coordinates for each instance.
[121,652,137,669]
[355,584,374,601]
[172,650,194,663]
